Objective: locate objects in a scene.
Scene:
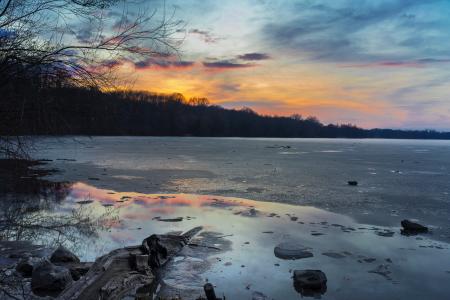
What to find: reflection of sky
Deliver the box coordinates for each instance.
[59,182,450,299]
[86,0,450,129]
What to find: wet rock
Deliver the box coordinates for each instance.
[31,259,73,294]
[322,252,346,259]
[293,270,327,297]
[348,181,358,186]
[154,216,183,222]
[274,242,313,260]
[50,246,80,264]
[376,230,395,237]
[16,256,42,277]
[401,220,428,235]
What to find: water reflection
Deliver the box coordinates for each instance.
[54,183,450,299]
[0,161,118,247]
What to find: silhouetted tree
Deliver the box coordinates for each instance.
[0,0,182,157]
[7,87,449,140]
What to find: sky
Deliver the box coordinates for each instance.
[110,0,450,130]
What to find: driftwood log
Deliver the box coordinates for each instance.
[57,227,203,300]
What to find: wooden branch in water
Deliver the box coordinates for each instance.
[57,226,203,300]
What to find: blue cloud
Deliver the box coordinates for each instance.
[262,0,450,63]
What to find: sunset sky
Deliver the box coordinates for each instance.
[112,0,450,129]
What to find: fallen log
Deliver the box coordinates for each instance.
[57,226,203,300]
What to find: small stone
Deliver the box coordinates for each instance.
[274,242,313,260]
[401,220,428,235]
[322,252,345,259]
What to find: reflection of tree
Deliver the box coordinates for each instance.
[0,177,119,299]
[0,202,118,245]
[0,159,118,245]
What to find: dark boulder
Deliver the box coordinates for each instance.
[31,259,73,295]
[401,220,428,235]
[50,246,80,263]
[293,270,327,297]
[16,257,42,277]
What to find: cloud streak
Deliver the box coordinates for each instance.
[237,53,271,61]
[202,60,256,70]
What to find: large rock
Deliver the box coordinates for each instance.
[50,246,80,263]
[274,242,313,260]
[31,259,73,295]
[16,256,42,277]
[401,220,428,235]
[293,270,327,297]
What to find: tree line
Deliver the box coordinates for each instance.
[6,85,450,139]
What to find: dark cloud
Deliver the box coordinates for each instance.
[203,60,256,69]
[342,58,450,68]
[134,57,195,70]
[189,28,219,43]
[237,53,271,61]
[263,0,447,63]
[100,59,124,68]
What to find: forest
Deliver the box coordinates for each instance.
[3,84,450,139]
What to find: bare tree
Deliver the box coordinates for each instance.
[0,0,183,157]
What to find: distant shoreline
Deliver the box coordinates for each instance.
[22,134,450,141]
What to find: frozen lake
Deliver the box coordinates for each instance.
[15,136,450,299]
[34,137,450,238]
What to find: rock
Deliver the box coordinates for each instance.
[153,216,183,222]
[377,231,395,237]
[274,242,313,260]
[16,256,42,277]
[348,181,358,186]
[401,220,428,235]
[31,259,73,294]
[322,252,346,259]
[50,246,80,263]
[293,270,327,297]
